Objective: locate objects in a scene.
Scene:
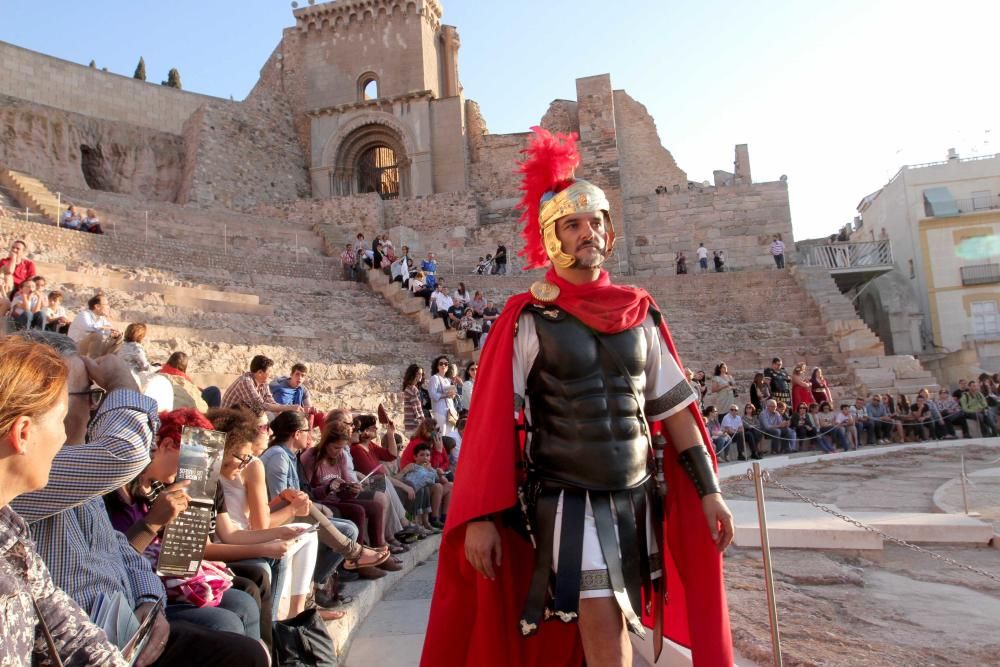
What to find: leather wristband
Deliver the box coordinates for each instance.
[677,446,722,498]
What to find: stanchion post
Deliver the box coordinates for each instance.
[960,455,969,515]
[752,461,783,666]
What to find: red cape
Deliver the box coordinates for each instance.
[421,269,732,667]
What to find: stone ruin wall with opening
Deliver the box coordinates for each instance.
[0,40,309,212]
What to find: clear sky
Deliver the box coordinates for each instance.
[3,0,997,241]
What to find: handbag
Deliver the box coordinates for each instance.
[273,608,338,667]
[161,560,234,608]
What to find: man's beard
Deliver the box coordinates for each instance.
[571,236,608,269]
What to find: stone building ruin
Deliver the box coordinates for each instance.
[0,0,793,273]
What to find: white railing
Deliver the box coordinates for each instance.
[804,240,893,270]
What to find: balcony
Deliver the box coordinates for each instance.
[923,188,1000,217]
[802,240,894,291]
[961,263,1000,286]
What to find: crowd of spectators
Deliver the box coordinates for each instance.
[0,324,474,664]
[691,356,998,461]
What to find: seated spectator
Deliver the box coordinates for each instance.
[67,293,123,357]
[481,299,500,333]
[199,413,323,621]
[702,406,731,460]
[353,233,371,270]
[10,331,267,667]
[390,248,412,286]
[297,416,402,576]
[252,410,381,598]
[82,209,104,234]
[0,337,126,666]
[270,362,325,431]
[758,399,796,454]
[834,403,857,450]
[62,205,83,230]
[351,414,426,550]
[430,285,454,325]
[790,403,817,450]
[867,394,899,443]
[467,290,487,316]
[102,410,265,643]
[816,401,848,452]
[222,355,301,414]
[398,441,452,527]
[117,323,156,375]
[933,389,967,438]
[456,308,482,348]
[0,239,36,296]
[721,404,758,460]
[849,397,875,446]
[43,290,71,333]
[961,381,998,437]
[9,278,44,330]
[409,270,433,305]
[453,282,471,308]
[396,419,452,529]
[158,351,220,411]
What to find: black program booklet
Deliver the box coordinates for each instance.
[156,426,226,578]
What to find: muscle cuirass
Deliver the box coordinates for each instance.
[524,306,651,490]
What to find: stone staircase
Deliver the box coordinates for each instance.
[0,168,62,224]
[790,266,939,396]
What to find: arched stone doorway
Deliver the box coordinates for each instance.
[328,122,410,199]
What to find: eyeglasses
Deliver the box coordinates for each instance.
[438,361,450,367]
[296,428,311,434]
[68,387,106,404]
[232,453,253,471]
[729,408,738,412]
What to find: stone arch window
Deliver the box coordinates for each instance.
[358,72,379,101]
[329,121,410,199]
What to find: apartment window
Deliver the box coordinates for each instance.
[971,301,1000,337]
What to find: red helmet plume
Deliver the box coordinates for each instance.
[516,127,581,269]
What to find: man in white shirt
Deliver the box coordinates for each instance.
[67,293,122,357]
[720,404,759,460]
[430,285,454,327]
[696,242,709,273]
[848,397,874,446]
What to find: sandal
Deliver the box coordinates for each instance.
[342,546,391,571]
[388,543,408,555]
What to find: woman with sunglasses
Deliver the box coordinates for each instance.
[428,355,457,434]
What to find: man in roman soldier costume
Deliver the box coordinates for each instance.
[421,128,734,666]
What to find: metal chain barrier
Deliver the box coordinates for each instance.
[735,468,1000,584]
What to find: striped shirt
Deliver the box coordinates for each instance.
[769,239,785,256]
[11,390,162,614]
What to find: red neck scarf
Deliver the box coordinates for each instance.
[541,268,650,334]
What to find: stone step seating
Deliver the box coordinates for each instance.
[53,185,328,253]
[0,215,343,286]
[35,262,273,316]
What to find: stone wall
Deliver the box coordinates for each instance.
[0,95,184,201]
[624,181,793,274]
[539,100,580,135]
[612,90,687,195]
[177,93,310,210]
[0,41,225,134]
[467,132,529,200]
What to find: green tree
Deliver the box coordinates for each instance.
[133,57,146,81]
[162,68,182,89]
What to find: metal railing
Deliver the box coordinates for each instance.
[945,194,1000,215]
[964,331,1000,342]
[960,263,1000,286]
[803,240,893,269]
